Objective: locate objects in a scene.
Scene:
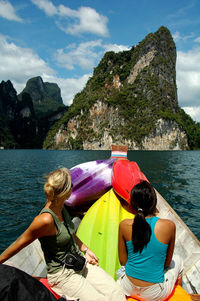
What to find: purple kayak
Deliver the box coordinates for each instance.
[65,158,117,211]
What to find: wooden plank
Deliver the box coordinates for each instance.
[190,295,200,301]
[111,144,128,152]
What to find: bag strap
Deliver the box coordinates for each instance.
[63,220,77,253]
[51,221,78,266]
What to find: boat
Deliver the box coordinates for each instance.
[4,146,200,300]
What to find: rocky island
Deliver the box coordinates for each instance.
[43,27,199,150]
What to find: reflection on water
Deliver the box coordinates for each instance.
[0,149,200,252]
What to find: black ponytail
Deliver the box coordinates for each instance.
[130,181,157,253]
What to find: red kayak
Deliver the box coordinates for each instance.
[112,160,149,203]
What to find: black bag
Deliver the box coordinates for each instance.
[65,251,86,271]
[0,264,61,301]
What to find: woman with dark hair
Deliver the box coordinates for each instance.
[117,180,183,301]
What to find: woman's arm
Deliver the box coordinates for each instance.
[118,220,128,266]
[73,233,87,252]
[73,234,99,265]
[164,221,176,268]
[0,214,54,264]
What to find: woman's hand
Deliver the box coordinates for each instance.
[85,249,99,265]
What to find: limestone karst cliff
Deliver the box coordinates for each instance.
[19,76,63,104]
[44,26,195,150]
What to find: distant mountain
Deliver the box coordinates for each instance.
[43,26,200,150]
[18,76,65,119]
[0,77,68,149]
[19,76,63,104]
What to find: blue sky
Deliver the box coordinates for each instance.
[0,0,200,121]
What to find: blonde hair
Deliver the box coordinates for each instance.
[44,168,72,202]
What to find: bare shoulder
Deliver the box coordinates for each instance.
[30,213,54,233]
[155,218,176,244]
[119,219,133,228]
[38,212,54,224]
[119,219,133,242]
[157,218,176,231]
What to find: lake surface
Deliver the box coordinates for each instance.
[0,149,200,253]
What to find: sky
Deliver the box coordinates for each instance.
[0,0,200,122]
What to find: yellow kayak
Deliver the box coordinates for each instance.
[77,188,134,280]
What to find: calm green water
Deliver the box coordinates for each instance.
[0,149,200,253]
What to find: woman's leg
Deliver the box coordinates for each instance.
[48,267,105,301]
[48,263,126,301]
[159,254,183,299]
[82,262,126,301]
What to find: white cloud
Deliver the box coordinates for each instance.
[55,40,130,70]
[176,47,200,106]
[31,0,109,37]
[194,37,200,43]
[172,31,194,42]
[104,43,130,53]
[172,31,181,42]
[0,0,22,22]
[31,0,57,16]
[57,4,79,18]
[182,107,200,122]
[176,47,200,121]
[0,35,54,89]
[55,40,103,70]
[59,6,109,37]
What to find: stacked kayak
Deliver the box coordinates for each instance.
[77,188,134,279]
[112,159,148,203]
[65,158,117,212]
[65,145,128,212]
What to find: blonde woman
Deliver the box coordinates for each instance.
[0,168,126,301]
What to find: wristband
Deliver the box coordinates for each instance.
[83,247,88,254]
